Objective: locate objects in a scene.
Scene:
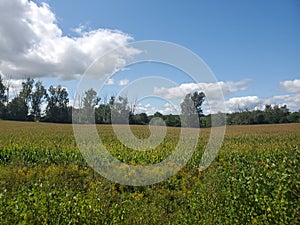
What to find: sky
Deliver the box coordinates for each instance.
[0,0,299,114]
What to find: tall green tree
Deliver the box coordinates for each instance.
[95,104,111,124]
[6,78,34,121]
[83,89,100,110]
[110,96,131,124]
[19,78,34,108]
[7,96,28,121]
[180,91,205,127]
[45,85,70,123]
[0,75,7,103]
[80,88,100,123]
[31,81,47,121]
[94,96,115,124]
[0,75,7,118]
[191,91,205,117]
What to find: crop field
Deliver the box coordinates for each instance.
[0,121,299,224]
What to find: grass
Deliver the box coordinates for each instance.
[0,121,299,224]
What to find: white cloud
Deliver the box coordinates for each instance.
[224,96,262,113]
[153,79,251,99]
[160,103,180,115]
[136,102,180,115]
[272,79,300,111]
[106,78,115,85]
[132,78,300,115]
[71,24,87,35]
[280,79,300,93]
[119,79,129,86]
[5,79,23,98]
[280,94,300,111]
[136,103,159,115]
[265,94,300,112]
[0,0,138,81]
[135,94,300,115]
[221,94,300,114]
[104,78,129,86]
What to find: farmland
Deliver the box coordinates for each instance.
[0,121,299,224]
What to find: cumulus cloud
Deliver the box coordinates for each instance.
[106,78,115,85]
[272,79,300,111]
[136,102,180,115]
[160,103,180,115]
[265,94,300,112]
[136,103,159,115]
[222,94,300,114]
[224,96,262,113]
[153,79,251,99]
[151,79,251,114]
[136,94,300,115]
[280,94,300,111]
[280,79,300,93]
[152,78,300,113]
[119,79,129,86]
[104,78,130,86]
[136,78,300,114]
[0,0,138,80]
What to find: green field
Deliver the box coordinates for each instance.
[0,121,299,224]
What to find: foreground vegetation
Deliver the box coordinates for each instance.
[0,121,299,224]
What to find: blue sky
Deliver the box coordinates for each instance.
[0,0,299,114]
[52,0,300,86]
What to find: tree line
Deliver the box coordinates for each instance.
[225,104,300,125]
[0,76,299,126]
[0,77,71,123]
